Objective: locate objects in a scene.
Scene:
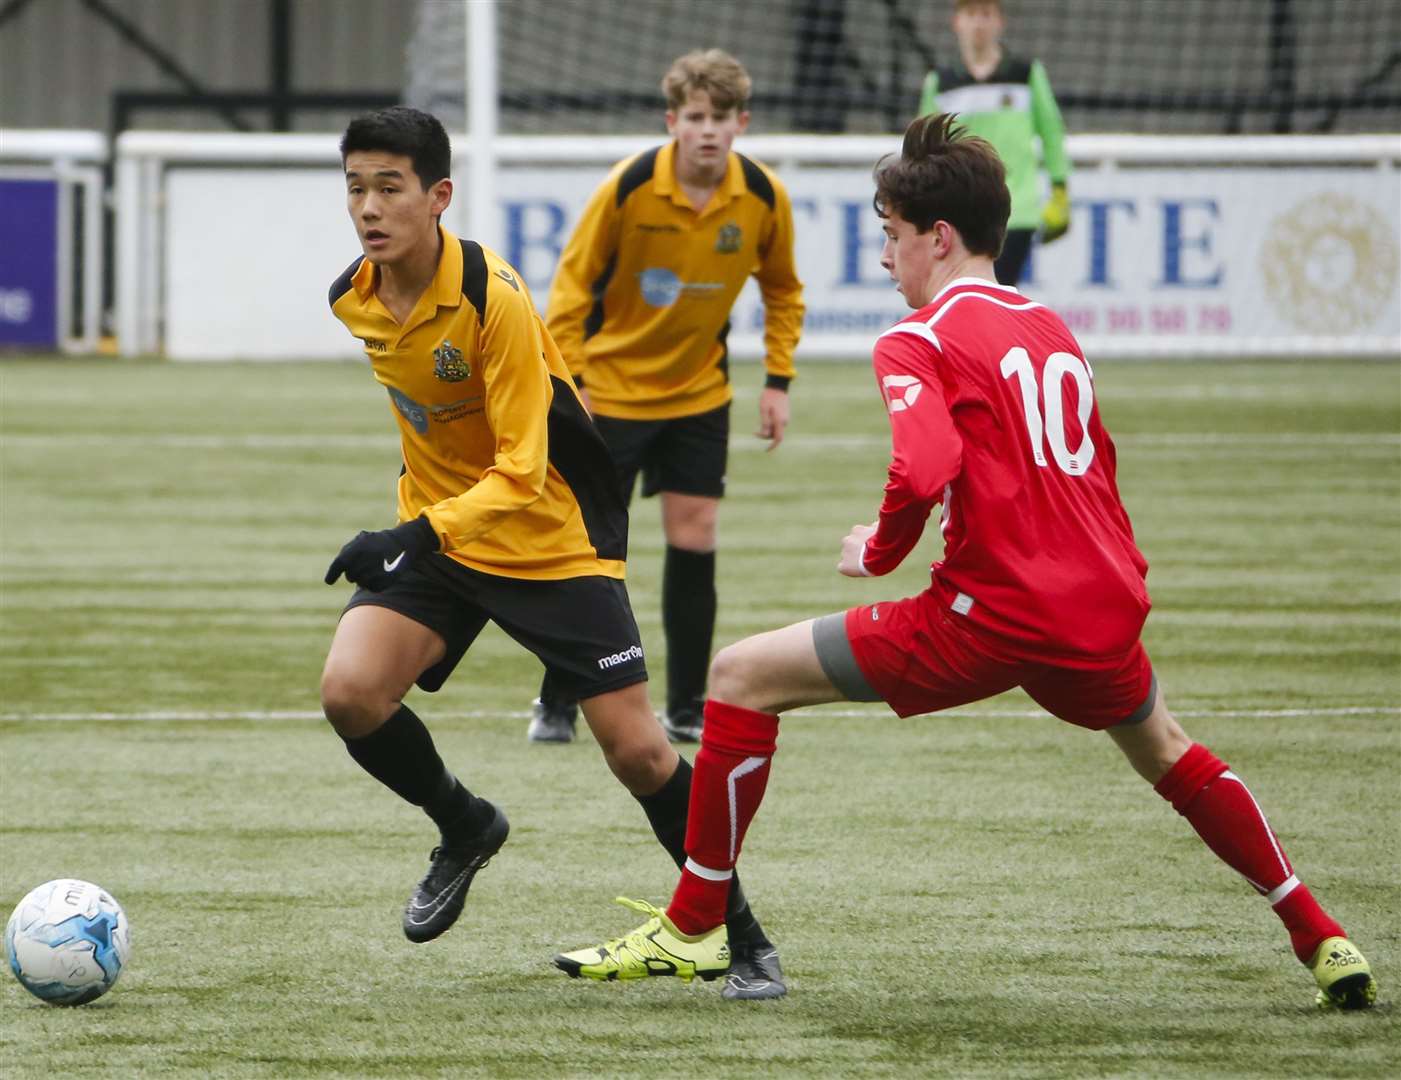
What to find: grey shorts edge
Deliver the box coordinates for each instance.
[812,612,882,703]
[1113,670,1159,727]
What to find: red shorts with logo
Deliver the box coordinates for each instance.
[842,592,1155,730]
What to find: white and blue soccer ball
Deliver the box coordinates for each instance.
[6,879,130,1005]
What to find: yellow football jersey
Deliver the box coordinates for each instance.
[547,141,804,421]
[329,228,627,580]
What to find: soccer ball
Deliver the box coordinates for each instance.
[6,879,130,1005]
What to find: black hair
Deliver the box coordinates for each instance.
[873,112,1010,257]
[339,106,451,189]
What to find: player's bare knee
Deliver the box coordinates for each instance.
[1156,712,1193,768]
[600,731,674,794]
[708,640,762,707]
[1110,696,1193,783]
[664,525,715,553]
[319,668,391,736]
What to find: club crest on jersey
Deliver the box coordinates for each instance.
[433,340,470,382]
[715,222,742,254]
[882,374,923,413]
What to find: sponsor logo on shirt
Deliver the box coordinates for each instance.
[881,373,924,413]
[636,222,682,233]
[433,340,471,382]
[715,222,742,254]
[388,386,482,433]
[637,267,725,308]
[389,386,429,433]
[597,643,645,670]
[639,268,684,306]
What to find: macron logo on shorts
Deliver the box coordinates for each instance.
[882,374,923,413]
[597,644,645,670]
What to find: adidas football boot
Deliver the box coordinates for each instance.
[554,897,729,982]
[1310,936,1377,1010]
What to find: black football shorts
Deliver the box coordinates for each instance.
[343,554,648,700]
[593,403,729,500]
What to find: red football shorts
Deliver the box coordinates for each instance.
[821,592,1156,730]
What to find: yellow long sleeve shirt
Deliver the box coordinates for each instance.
[329,228,628,580]
[547,141,805,420]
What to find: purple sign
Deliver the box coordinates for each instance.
[0,178,59,347]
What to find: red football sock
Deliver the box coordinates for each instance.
[666,700,779,935]
[1155,743,1344,962]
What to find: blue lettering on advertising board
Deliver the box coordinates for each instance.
[838,201,890,287]
[790,197,820,223]
[1159,198,1223,287]
[0,179,58,347]
[1080,198,1137,288]
[504,200,567,289]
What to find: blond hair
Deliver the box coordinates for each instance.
[661,49,752,112]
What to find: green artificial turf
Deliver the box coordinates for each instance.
[1,356,1397,1077]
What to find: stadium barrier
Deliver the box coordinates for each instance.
[107,130,1400,360]
[0,130,106,353]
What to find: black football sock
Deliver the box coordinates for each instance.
[663,546,717,717]
[635,757,769,946]
[538,669,575,711]
[426,772,497,846]
[341,704,494,841]
[634,756,691,867]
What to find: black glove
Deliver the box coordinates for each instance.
[324,517,438,591]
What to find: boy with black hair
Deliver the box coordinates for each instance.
[321,105,785,1000]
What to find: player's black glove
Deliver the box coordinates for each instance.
[324,517,438,591]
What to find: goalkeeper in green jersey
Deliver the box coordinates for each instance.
[919,0,1071,285]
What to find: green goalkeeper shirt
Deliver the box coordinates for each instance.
[919,54,1070,230]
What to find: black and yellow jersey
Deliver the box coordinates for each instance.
[547,141,804,421]
[329,227,627,580]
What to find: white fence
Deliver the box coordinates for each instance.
[5,128,1397,359]
[112,130,1401,360]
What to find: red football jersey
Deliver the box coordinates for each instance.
[862,277,1150,664]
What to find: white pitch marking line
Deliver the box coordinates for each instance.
[1,706,1396,723]
[2,432,1397,451]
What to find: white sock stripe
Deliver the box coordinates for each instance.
[1220,770,1293,885]
[1267,874,1302,906]
[726,756,769,864]
[683,857,733,882]
[686,857,734,885]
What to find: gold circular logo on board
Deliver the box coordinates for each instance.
[1260,193,1399,333]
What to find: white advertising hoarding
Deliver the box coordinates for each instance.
[165,161,1400,360]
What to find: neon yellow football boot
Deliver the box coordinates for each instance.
[1310,936,1377,1010]
[553,898,730,983]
